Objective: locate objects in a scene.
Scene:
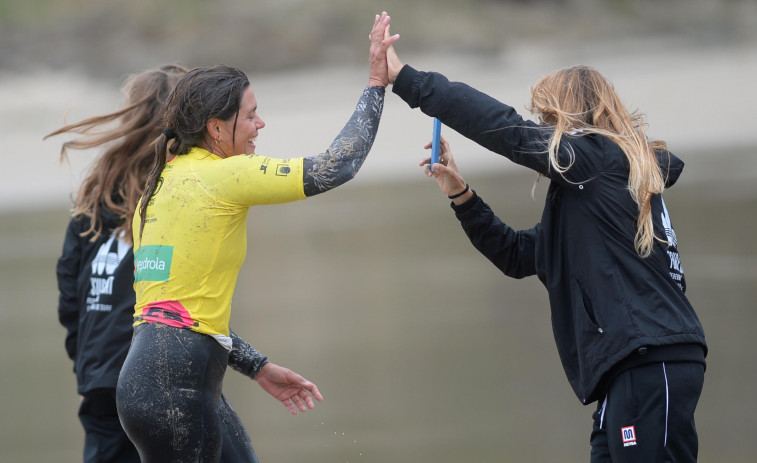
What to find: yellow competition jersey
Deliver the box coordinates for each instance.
[132,147,305,338]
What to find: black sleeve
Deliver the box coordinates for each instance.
[393,65,600,184]
[452,192,539,279]
[57,218,82,362]
[228,329,270,380]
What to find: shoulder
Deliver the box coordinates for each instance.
[555,133,617,182]
[67,213,91,237]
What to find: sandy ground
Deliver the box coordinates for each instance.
[3,38,756,212]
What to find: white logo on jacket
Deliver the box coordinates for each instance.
[661,199,684,290]
[87,232,130,312]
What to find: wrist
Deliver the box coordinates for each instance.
[447,184,469,199]
[449,185,474,206]
[253,360,271,380]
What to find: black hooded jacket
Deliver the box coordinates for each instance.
[393,65,706,404]
[57,211,135,394]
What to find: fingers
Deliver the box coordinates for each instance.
[290,392,308,414]
[420,142,450,167]
[299,388,316,410]
[368,13,381,41]
[429,163,447,177]
[369,12,389,43]
[369,13,399,51]
[367,11,401,86]
[282,398,299,415]
[386,42,403,84]
[419,159,447,178]
[368,12,398,87]
[283,384,322,415]
[439,136,451,155]
[381,32,400,48]
[305,382,324,402]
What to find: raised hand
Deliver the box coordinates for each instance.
[368,12,401,87]
[385,24,403,84]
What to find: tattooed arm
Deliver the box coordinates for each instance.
[228,329,269,380]
[302,86,385,196]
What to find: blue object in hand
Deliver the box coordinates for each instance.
[431,117,441,172]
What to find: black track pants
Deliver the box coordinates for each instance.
[116,323,259,463]
[79,388,140,463]
[590,362,705,463]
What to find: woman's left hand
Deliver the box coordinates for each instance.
[368,11,400,87]
[255,363,324,415]
[419,136,473,204]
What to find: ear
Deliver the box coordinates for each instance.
[206,118,223,139]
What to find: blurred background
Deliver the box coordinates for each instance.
[1,0,756,461]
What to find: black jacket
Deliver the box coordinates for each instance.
[393,65,706,404]
[57,212,135,394]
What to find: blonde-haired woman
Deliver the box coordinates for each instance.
[389,54,706,462]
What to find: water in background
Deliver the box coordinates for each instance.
[5,41,757,211]
[2,42,756,462]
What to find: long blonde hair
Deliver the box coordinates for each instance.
[45,64,187,244]
[528,65,669,257]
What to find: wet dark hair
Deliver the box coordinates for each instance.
[139,65,250,239]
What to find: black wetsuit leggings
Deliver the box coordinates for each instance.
[116,323,259,463]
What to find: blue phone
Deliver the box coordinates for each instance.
[431,117,442,172]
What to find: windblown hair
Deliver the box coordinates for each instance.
[528,65,669,257]
[138,65,250,240]
[45,64,188,244]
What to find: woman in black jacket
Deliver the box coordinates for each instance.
[46,64,319,463]
[386,47,706,462]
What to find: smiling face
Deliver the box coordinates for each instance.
[213,86,265,157]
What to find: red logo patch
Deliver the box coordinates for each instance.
[621,426,637,447]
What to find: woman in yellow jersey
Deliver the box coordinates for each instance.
[116,12,400,462]
[49,64,320,463]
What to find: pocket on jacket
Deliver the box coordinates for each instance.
[573,278,602,331]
